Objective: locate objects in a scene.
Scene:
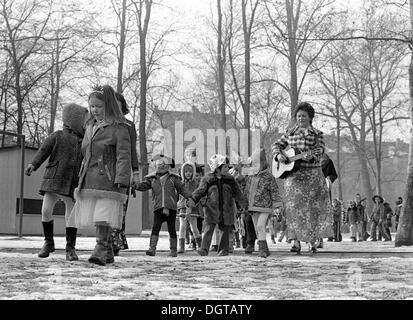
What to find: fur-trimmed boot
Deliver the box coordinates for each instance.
[38,221,55,258]
[258,240,269,258]
[65,227,79,261]
[106,231,115,264]
[146,235,159,256]
[169,238,178,257]
[178,238,185,254]
[88,224,111,266]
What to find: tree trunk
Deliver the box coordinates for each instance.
[242,0,251,154]
[217,0,226,132]
[335,106,343,200]
[286,0,299,118]
[395,49,413,246]
[138,0,151,229]
[357,146,374,214]
[49,38,60,134]
[117,0,127,93]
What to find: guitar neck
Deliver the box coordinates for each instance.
[289,153,308,162]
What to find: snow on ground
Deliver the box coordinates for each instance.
[0,232,412,300]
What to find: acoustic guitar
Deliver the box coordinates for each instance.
[272,147,323,179]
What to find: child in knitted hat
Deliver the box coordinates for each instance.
[188,154,247,256]
[135,154,192,257]
[25,103,89,261]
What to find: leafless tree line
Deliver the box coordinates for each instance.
[1,0,412,244]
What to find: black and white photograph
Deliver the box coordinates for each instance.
[0,0,413,307]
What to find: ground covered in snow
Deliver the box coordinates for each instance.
[0,232,412,301]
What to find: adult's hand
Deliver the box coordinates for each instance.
[25,164,35,176]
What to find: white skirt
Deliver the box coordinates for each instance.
[70,195,123,229]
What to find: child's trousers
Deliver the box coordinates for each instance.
[251,212,271,241]
[350,223,361,239]
[201,222,231,253]
[179,216,201,239]
[151,209,177,238]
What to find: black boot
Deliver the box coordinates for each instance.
[88,224,110,266]
[245,243,255,254]
[264,240,270,257]
[195,236,202,250]
[65,227,78,261]
[271,235,276,244]
[146,235,159,256]
[169,238,178,257]
[107,230,115,264]
[178,238,185,254]
[258,240,269,258]
[38,221,55,258]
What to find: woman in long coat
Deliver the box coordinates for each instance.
[272,102,332,254]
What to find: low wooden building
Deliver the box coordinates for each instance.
[0,146,143,236]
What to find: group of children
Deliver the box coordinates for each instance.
[133,149,284,259]
[27,83,285,265]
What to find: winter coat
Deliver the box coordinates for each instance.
[346,206,360,224]
[125,119,139,172]
[356,202,367,222]
[177,162,202,216]
[136,171,192,212]
[370,203,385,223]
[394,204,402,218]
[191,173,248,226]
[75,119,131,202]
[245,168,283,214]
[332,204,342,223]
[30,103,88,199]
[383,202,393,228]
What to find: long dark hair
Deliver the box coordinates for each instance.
[88,85,125,123]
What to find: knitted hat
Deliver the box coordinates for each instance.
[152,154,175,168]
[208,154,228,173]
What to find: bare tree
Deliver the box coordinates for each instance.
[1,0,55,144]
[261,0,341,119]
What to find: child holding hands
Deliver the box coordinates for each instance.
[135,154,192,257]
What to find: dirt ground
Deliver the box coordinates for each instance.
[0,232,412,301]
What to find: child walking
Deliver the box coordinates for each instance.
[25,103,89,261]
[188,154,247,256]
[177,161,202,254]
[245,148,283,258]
[70,85,131,266]
[135,154,192,257]
[345,200,361,242]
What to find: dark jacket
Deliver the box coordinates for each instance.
[76,120,131,202]
[125,119,139,171]
[346,206,360,224]
[332,203,342,223]
[191,173,247,226]
[30,103,88,199]
[383,202,393,227]
[356,202,367,222]
[136,171,192,212]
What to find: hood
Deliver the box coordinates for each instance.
[181,161,196,181]
[250,148,268,172]
[62,103,89,137]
